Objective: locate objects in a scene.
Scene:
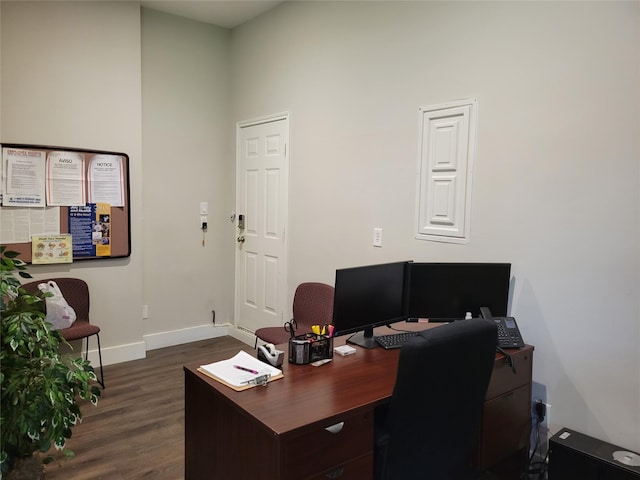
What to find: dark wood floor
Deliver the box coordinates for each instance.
[44,336,248,480]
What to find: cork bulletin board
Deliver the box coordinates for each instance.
[1,144,131,263]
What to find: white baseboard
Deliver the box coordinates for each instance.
[229,325,258,348]
[143,323,229,351]
[85,340,146,367]
[80,324,230,368]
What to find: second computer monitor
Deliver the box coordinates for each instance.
[405,262,511,321]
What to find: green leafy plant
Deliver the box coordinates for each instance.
[1,246,100,477]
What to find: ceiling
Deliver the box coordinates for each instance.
[140,0,285,29]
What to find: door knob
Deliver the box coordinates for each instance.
[237,236,245,243]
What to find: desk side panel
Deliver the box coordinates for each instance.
[476,346,534,474]
[185,369,280,480]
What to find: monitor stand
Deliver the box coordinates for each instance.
[347,327,379,349]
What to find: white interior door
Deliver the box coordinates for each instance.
[235,114,289,337]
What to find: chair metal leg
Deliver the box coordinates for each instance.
[94,333,105,389]
[83,334,105,389]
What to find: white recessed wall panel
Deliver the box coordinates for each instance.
[431,121,459,171]
[430,175,457,226]
[416,99,477,243]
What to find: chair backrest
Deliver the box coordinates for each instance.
[292,282,334,330]
[22,278,90,322]
[380,319,498,480]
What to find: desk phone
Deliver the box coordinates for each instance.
[494,317,525,348]
[480,307,525,349]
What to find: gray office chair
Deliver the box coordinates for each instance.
[374,319,498,480]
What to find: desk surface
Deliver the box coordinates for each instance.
[184,322,527,438]
[185,330,398,437]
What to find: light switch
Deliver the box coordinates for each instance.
[373,228,383,247]
[200,202,208,215]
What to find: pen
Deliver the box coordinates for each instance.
[234,365,259,374]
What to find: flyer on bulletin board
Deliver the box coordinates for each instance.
[94,203,111,257]
[31,234,72,264]
[69,203,111,258]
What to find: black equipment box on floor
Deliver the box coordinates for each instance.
[549,428,640,479]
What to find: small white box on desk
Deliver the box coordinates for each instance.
[334,345,357,356]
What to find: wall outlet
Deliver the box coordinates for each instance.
[142,304,149,319]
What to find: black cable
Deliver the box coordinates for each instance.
[529,419,540,463]
[539,450,549,479]
[524,408,540,478]
[496,346,517,374]
[386,324,413,333]
[525,413,549,479]
[528,452,549,479]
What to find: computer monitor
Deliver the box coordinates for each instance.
[405,262,511,321]
[332,261,408,349]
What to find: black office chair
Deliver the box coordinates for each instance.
[374,319,498,480]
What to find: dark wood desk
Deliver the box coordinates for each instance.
[184,326,533,480]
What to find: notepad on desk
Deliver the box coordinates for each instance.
[198,350,284,391]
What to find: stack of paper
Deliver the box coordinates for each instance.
[198,350,283,391]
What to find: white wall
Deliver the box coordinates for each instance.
[230,1,640,450]
[140,9,235,348]
[1,1,147,363]
[1,0,638,454]
[1,3,236,360]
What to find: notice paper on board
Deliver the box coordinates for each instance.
[45,151,86,206]
[88,154,125,207]
[198,350,283,391]
[2,147,46,207]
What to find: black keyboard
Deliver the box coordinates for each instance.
[374,331,419,349]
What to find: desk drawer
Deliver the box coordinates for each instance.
[478,384,531,469]
[485,347,532,400]
[306,452,373,480]
[284,411,373,480]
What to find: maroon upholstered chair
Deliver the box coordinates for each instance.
[22,278,105,388]
[254,282,335,348]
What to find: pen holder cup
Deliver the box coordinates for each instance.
[288,333,333,365]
